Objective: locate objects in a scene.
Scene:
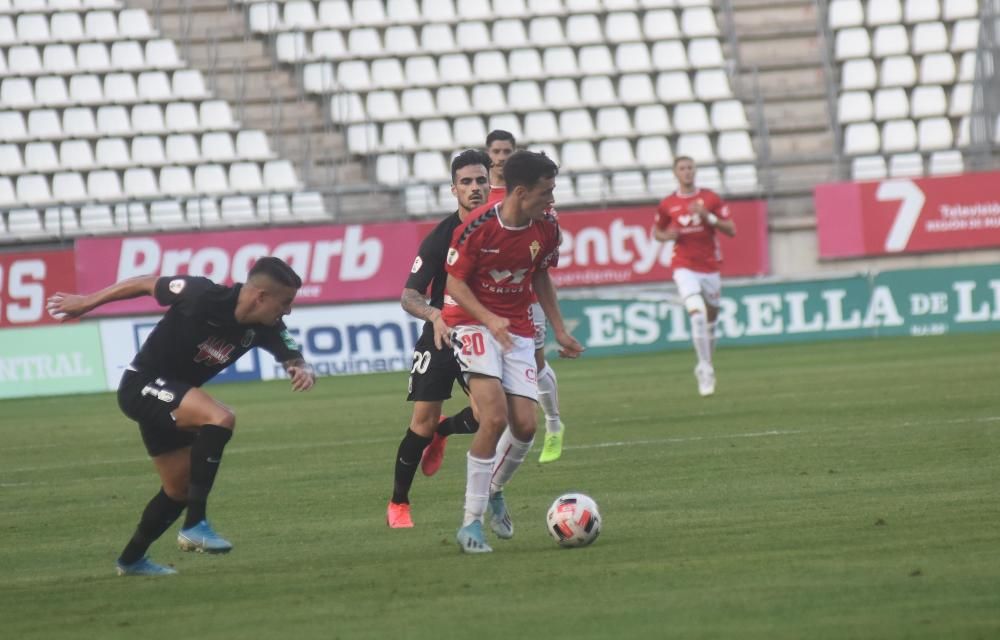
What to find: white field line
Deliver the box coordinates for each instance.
[3,415,998,484]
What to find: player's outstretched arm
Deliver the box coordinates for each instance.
[283,357,316,392]
[532,270,584,359]
[46,275,159,321]
[446,274,512,351]
[652,224,678,242]
[401,287,451,349]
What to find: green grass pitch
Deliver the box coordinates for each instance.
[2,333,998,639]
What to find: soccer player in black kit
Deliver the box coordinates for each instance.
[386,150,489,528]
[46,257,316,576]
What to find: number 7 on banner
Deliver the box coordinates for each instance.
[876,180,926,253]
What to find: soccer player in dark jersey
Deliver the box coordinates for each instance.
[386,149,489,528]
[46,257,316,576]
[486,129,568,463]
[445,150,584,553]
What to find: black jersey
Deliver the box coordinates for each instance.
[131,276,302,386]
[405,211,463,314]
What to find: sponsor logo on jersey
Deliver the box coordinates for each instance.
[480,248,500,254]
[529,240,541,261]
[194,336,236,366]
[410,256,423,273]
[168,279,186,294]
[489,268,529,284]
[446,248,459,265]
[242,329,255,347]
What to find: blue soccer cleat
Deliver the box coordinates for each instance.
[487,491,514,539]
[456,520,493,554]
[115,556,178,576]
[177,520,233,554]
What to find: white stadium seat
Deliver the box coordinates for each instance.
[904,0,940,23]
[835,27,871,59]
[132,136,166,165]
[872,25,908,57]
[524,110,559,142]
[676,133,715,163]
[928,149,963,175]
[95,137,130,167]
[596,106,633,136]
[657,71,695,102]
[874,88,909,120]
[841,59,877,90]
[881,119,917,152]
[559,108,595,138]
[910,85,947,118]
[124,167,159,198]
[912,22,948,54]
[561,140,598,171]
[880,56,917,87]
[201,132,236,161]
[87,169,123,201]
[851,155,888,180]
[918,117,953,150]
[889,152,923,177]
[920,52,956,84]
[544,78,581,109]
[867,0,902,25]
[635,104,672,135]
[578,45,614,74]
[844,121,880,154]
[598,138,636,168]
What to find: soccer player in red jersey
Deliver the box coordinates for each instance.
[444,150,584,553]
[486,130,567,463]
[652,156,737,397]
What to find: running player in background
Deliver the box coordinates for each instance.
[386,150,490,529]
[445,150,584,553]
[46,258,315,575]
[486,129,566,463]
[652,156,736,397]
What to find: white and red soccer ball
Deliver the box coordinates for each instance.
[546,493,601,548]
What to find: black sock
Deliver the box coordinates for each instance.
[436,406,479,437]
[391,429,432,504]
[119,488,186,565]
[183,424,233,528]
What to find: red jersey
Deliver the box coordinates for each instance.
[654,188,730,273]
[444,202,561,337]
[486,184,558,304]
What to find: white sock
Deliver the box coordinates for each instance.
[690,312,712,367]
[463,452,494,526]
[490,429,533,494]
[537,364,562,433]
[708,320,718,355]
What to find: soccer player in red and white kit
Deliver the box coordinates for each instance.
[652,156,736,397]
[444,150,584,553]
[486,129,567,464]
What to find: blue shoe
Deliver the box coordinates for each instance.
[456,520,493,554]
[487,491,514,539]
[177,520,233,554]
[116,556,177,576]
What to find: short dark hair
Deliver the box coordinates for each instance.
[249,256,302,288]
[486,129,516,148]
[450,149,491,184]
[503,150,559,191]
[674,155,695,168]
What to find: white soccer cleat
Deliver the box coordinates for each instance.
[695,363,715,397]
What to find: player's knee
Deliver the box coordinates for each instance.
[410,414,439,437]
[163,481,188,501]
[684,294,707,316]
[211,408,236,429]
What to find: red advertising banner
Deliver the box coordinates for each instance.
[0,249,76,328]
[74,223,422,316]
[417,202,769,288]
[815,171,1000,258]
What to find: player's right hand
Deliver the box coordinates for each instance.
[45,293,90,321]
[486,316,513,352]
[432,314,452,350]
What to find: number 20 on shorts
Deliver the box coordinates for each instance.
[461,331,486,356]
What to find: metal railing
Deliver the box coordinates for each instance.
[814,0,846,182]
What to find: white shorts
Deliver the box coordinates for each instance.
[529,301,546,350]
[673,267,722,308]
[451,324,538,400]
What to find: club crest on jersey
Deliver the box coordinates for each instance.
[168,279,186,294]
[410,256,423,273]
[241,329,255,347]
[529,240,540,261]
[446,248,459,265]
[194,337,235,366]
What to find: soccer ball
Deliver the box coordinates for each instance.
[546,493,601,548]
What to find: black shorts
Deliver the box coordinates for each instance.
[406,331,468,402]
[118,369,196,457]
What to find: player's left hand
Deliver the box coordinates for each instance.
[287,364,316,392]
[554,329,585,359]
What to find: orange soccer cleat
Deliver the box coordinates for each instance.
[420,428,448,477]
[386,501,414,529]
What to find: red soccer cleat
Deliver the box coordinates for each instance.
[420,424,448,477]
[386,501,414,528]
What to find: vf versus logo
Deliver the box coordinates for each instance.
[488,268,529,284]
